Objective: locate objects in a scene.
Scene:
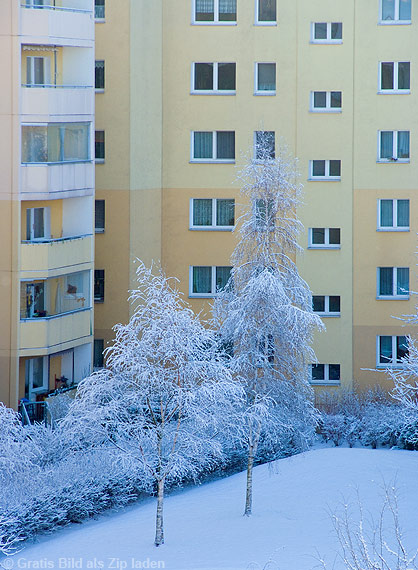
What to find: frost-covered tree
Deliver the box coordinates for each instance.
[65,262,244,546]
[214,134,324,516]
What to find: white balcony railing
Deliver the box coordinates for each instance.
[21,86,94,117]
[20,161,94,197]
[20,3,94,43]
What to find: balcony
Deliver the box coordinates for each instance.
[20,3,94,44]
[21,86,93,118]
[21,235,93,275]
[20,161,94,198]
[20,308,93,354]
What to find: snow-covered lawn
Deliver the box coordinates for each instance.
[9,448,418,570]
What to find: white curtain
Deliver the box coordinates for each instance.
[397,199,409,227]
[193,199,212,226]
[194,132,213,159]
[193,267,212,294]
[216,199,234,226]
[380,131,393,159]
[397,131,409,158]
[380,200,393,226]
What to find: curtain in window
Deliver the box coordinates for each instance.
[382,0,395,19]
[193,199,212,226]
[22,126,48,163]
[398,62,410,89]
[397,336,408,360]
[219,0,236,14]
[216,266,231,291]
[379,267,393,295]
[331,23,342,39]
[194,63,213,90]
[258,0,276,21]
[379,336,392,363]
[217,199,234,226]
[329,364,340,380]
[380,131,393,159]
[63,124,89,161]
[312,296,325,312]
[312,160,326,176]
[397,199,409,227]
[196,0,214,20]
[312,228,325,244]
[194,132,213,159]
[216,131,235,159]
[258,63,276,91]
[381,62,394,90]
[380,200,393,226]
[399,0,411,20]
[218,63,235,90]
[397,268,409,295]
[95,61,105,89]
[32,357,44,389]
[397,131,409,158]
[314,23,327,39]
[311,364,324,380]
[193,267,212,294]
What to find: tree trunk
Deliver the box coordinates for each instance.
[154,477,165,546]
[244,444,254,516]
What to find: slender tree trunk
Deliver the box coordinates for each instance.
[244,444,254,516]
[154,477,165,546]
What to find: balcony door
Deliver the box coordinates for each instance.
[26,207,50,241]
[25,357,48,401]
[26,56,51,86]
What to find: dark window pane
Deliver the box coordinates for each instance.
[95,60,105,89]
[217,199,234,226]
[258,0,276,21]
[379,267,393,295]
[329,296,340,313]
[95,199,105,231]
[398,62,410,90]
[331,22,342,39]
[194,63,213,90]
[94,0,105,19]
[95,130,105,160]
[312,160,325,177]
[329,228,340,244]
[330,91,342,108]
[396,267,409,295]
[312,228,325,244]
[218,63,236,90]
[94,339,104,368]
[397,199,409,227]
[257,63,276,91]
[194,132,213,159]
[216,266,231,291]
[329,364,340,381]
[380,199,393,227]
[193,266,212,294]
[216,131,235,159]
[382,0,395,20]
[397,131,409,159]
[397,336,408,361]
[193,199,212,226]
[312,364,325,380]
[313,296,325,312]
[380,131,393,159]
[381,62,394,90]
[94,269,105,302]
[329,160,341,177]
[314,23,327,39]
[313,92,326,108]
[399,0,411,20]
[379,336,392,363]
[219,0,236,21]
[196,0,214,21]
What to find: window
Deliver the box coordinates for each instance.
[94,339,104,369]
[309,228,341,248]
[312,295,341,316]
[95,130,105,162]
[95,200,105,233]
[255,131,275,160]
[377,335,408,367]
[190,198,235,229]
[95,0,105,20]
[21,281,46,318]
[256,0,276,24]
[256,334,275,365]
[193,0,237,23]
[192,63,236,94]
[26,56,51,87]
[310,160,341,180]
[377,267,409,298]
[311,364,340,385]
[379,62,410,93]
[380,0,411,23]
[25,207,50,241]
[311,22,343,43]
[190,266,232,297]
[378,131,409,162]
[311,91,342,112]
[255,199,275,229]
[22,123,90,164]
[255,63,276,94]
[378,199,409,230]
[95,60,105,90]
[191,131,235,162]
[94,270,105,302]
[25,357,48,400]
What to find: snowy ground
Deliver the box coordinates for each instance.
[7,448,418,570]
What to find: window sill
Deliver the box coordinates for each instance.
[189,227,234,231]
[95,18,106,23]
[310,109,342,113]
[190,160,235,164]
[94,299,104,303]
[377,159,410,164]
[377,227,409,232]
[378,20,411,25]
[376,364,405,369]
[310,40,343,45]
[189,294,216,298]
[378,90,410,95]
[308,177,341,181]
[315,313,341,317]
[254,91,276,96]
[191,21,237,26]
[21,160,93,166]
[95,159,105,164]
[95,228,105,234]
[95,88,105,94]
[376,296,409,300]
[191,91,236,96]
[254,22,277,26]
[308,245,341,250]
[310,380,341,386]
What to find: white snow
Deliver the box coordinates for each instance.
[9,448,418,570]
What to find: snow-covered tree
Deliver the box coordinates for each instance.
[65,262,244,546]
[214,134,324,516]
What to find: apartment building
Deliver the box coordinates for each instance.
[94,0,417,391]
[0,0,95,410]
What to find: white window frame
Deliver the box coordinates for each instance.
[310,91,342,112]
[26,56,51,87]
[25,356,48,400]
[25,206,51,241]
[192,0,237,25]
[311,22,343,44]
[189,198,235,231]
[379,0,411,24]
[376,335,408,368]
[377,267,409,299]
[189,265,232,298]
[312,295,341,317]
[377,199,409,231]
[309,160,341,180]
[310,363,341,386]
[254,62,276,95]
[191,62,236,95]
[191,131,235,163]
[255,0,277,26]
[378,62,410,94]
[377,130,410,163]
[308,228,341,249]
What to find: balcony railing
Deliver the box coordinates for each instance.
[21,2,92,14]
[22,84,92,89]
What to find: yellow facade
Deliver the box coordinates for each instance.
[99,0,418,393]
